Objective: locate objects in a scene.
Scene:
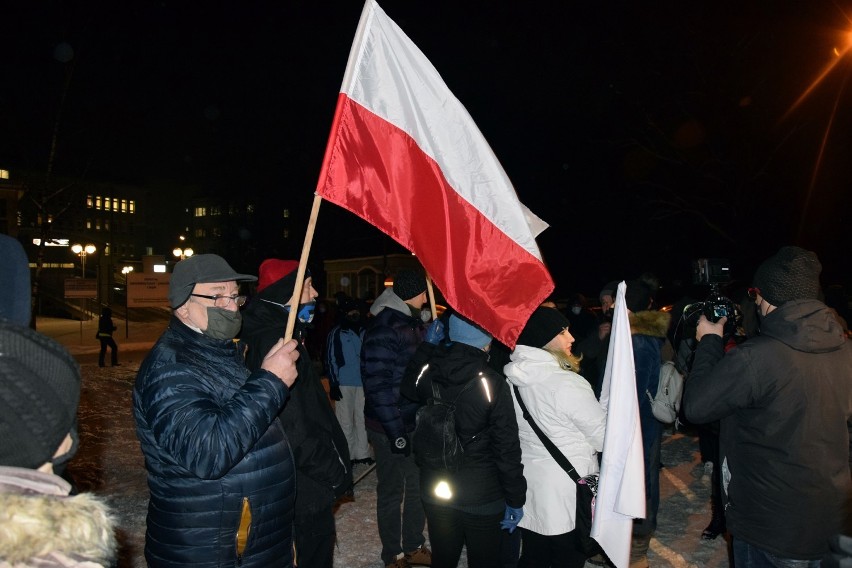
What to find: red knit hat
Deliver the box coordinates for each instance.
[257,259,300,293]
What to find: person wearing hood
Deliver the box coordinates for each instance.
[684,246,852,566]
[401,313,526,568]
[240,259,352,568]
[505,306,607,568]
[96,306,119,367]
[326,297,372,466]
[361,269,432,568]
[133,254,301,567]
[0,321,118,567]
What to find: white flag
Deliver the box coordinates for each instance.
[592,281,646,568]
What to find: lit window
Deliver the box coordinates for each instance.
[104,220,110,231]
[194,207,206,217]
[95,219,101,230]
[104,244,110,256]
[86,195,93,208]
[112,198,118,211]
[283,229,289,239]
[95,196,102,210]
[121,199,127,213]
[86,219,92,229]
[0,169,9,179]
[283,209,290,218]
[129,200,135,213]
[104,198,111,211]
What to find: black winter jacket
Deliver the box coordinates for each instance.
[401,342,526,512]
[684,299,852,559]
[361,288,426,440]
[133,317,294,567]
[241,291,352,516]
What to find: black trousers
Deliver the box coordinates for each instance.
[98,336,118,366]
[294,504,336,568]
[422,501,503,568]
[518,527,588,568]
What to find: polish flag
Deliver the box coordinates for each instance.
[315,0,553,348]
[592,281,647,567]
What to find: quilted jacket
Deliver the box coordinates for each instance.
[133,317,295,567]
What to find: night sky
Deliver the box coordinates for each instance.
[3,1,852,298]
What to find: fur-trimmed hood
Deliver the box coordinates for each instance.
[628,310,671,339]
[0,467,117,567]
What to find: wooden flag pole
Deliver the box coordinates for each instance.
[425,273,437,322]
[284,194,323,342]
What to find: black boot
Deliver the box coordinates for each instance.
[701,502,726,540]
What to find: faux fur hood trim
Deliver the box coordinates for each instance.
[628,310,671,339]
[0,491,117,565]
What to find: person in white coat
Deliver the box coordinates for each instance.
[505,306,607,568]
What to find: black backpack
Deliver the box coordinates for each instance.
[413,377,481,472]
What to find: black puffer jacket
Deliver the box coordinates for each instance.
[133,317,294,567]
[361,288,426,439]
[684,299,852,559]
[241,285,352,516]
[401,342,526,511]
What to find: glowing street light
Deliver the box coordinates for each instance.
[71,243,96,277]
[173,247,194,261]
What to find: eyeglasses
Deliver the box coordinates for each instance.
[190,293,247,308]
[747,287,761,301]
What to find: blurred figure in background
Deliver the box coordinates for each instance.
[97,307,119,367]
[326,297,373,466]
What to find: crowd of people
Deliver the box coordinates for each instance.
[2,235,851,568]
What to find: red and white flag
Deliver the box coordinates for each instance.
[315,0,553,347]
[592,281,646,567]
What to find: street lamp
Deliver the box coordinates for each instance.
[121,266,134,276]
[71,243,96,277]
[173,247,194,261]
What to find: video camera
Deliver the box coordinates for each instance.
[682,258,741,335]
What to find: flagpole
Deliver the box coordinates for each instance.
[425,273,437,322]
[284,193,323,342]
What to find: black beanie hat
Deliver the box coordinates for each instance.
[0,321,81,468]
[625,279,654,313]
[753,246,821,307]
[393,269,427,301]
[517,307,571,348]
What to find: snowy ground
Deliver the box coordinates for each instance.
[49,317,731,567]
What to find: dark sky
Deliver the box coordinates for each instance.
[3,1,852,297]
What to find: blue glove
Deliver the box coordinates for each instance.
[424,319,446,345]
[500,505,524,533]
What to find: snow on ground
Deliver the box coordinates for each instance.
[49,317,730,567]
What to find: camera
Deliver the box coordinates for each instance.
[683,258,741,335]
[692,258,731,286]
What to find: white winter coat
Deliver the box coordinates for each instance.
[504,345,606,536]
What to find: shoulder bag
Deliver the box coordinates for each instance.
[512,384,603,557]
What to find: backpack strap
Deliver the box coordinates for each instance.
[512,384,581,484]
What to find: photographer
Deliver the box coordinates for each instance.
[683,246,852,565]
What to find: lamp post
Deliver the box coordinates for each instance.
[71,243,96,277]
[173,246,194,261]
